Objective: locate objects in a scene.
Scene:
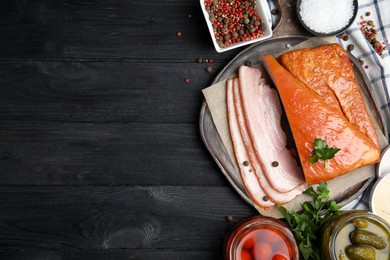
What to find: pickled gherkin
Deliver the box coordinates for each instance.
[320,211,390,260]
[353,218,368,229]
[345,245,376,260]
[350,229,387,249]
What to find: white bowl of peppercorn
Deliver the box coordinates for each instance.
[201,0,273,53]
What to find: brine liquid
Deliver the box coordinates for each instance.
[235,226,294,260]
[334,218,390,260]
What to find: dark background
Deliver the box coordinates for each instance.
[0,0,268,259]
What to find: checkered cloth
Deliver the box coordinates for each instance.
[337,0,390,140]
[337,0,390,210]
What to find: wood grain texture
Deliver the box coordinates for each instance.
[0,186,256,250]
[0,0,242,61]
[0,122,227,185]
[0,0,306,257]
[0,61,224,124]
[0,250,222,260]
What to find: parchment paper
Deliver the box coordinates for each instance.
[202,37,389,218]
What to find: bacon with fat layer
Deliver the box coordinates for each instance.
[226,78,274,208]
[238,66,305,193]
[232,78,305,204]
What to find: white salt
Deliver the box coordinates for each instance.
[299,0,354,34]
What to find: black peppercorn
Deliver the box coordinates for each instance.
[347,44,354,51]
[272,161,279,167]
[226,215,234,222]
[244,61,252,66]
[243,161,249,166]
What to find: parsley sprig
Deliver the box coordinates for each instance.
[309,139,340,167]
[276,182,340,260]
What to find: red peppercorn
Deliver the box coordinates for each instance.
[209,59,213,63]
[184,78,190,83]
[177,32,182,37]
[205,0,265,48]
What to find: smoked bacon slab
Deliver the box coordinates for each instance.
[263,54,380,185]
[279,44,379,148]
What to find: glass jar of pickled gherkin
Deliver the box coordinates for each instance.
[321,210,390,260]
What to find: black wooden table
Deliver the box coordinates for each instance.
[0,1,306,259]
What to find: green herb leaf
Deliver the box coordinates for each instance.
[310,139,340,167]
[317,182,330,199]
[303,186,317,197]
[276,182,339,260]
[328,200,340,212]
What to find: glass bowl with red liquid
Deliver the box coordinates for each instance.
[224,216,299,260]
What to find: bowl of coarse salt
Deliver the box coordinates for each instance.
[296,0,358,36]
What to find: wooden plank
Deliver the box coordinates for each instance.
[0,250,222,260]
[0,61,222,124]
[0,186,256,250]
[0,0,242,61]
[0,122,227,186]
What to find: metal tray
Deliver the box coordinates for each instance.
[199,36,385,208]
